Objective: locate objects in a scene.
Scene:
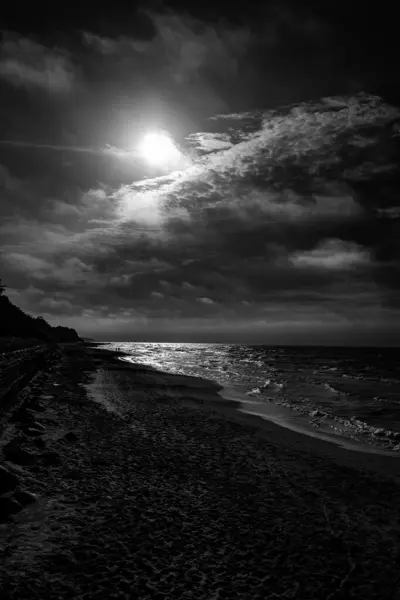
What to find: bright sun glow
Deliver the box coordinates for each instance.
[138,132,180,167]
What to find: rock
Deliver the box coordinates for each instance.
[27,401,45,412]
[373,428,386,437]
[63,431,78,443]
[13,490,38,506]
[3,446,36,466]
[10,408,34,424]
[0,497,22,522]
[310,409,326,418]
[10,408,40,424]
[33,437,46,449]
[40,451,61,465]
[27,421,46,431]
[23,428,44,438]
[3,435,26,454]
[0,465,19,494]
[25,408,40,417]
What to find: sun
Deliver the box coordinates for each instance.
[138,131,180,167]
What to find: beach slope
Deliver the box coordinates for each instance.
[1,344,400,599]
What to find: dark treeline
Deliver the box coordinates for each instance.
[0,278,81,345]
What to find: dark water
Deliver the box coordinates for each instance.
[100,343,400,449]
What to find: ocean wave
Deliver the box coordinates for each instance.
[246,387,262,395]
[100,342,400,451]
[309,409,328,418]
[245,379,285,396]
[342,417,400,444]
[262,379,284,391]
[307,410,400,449]
[324,383,346,395]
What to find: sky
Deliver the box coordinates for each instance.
[0,0,399,345]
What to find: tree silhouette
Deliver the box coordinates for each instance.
[0,276,81,343]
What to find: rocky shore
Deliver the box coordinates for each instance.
[1,344,400,599]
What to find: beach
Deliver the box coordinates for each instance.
[1,343,400,599]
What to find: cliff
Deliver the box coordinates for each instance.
[0,292,82,345]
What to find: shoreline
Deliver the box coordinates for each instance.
[219,385,400,457]
[115,346,400,457]
[90,342,400,483]
[111,346,400,481]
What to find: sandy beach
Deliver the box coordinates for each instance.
[1,343,400,599]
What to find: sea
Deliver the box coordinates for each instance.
[98,343,400,453]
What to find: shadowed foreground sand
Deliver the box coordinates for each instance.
[1,344,400,599]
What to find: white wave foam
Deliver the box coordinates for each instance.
[246,387,262,395]
[262,379,284,391]
[323,383,346,395]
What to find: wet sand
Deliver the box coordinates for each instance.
[1,343,400,599]
[220,386,400,457]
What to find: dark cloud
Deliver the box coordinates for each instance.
[0,1,399,343]
[0,33,76,93]
[1,90,399,342]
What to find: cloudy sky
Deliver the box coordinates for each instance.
[0,0,399,344]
